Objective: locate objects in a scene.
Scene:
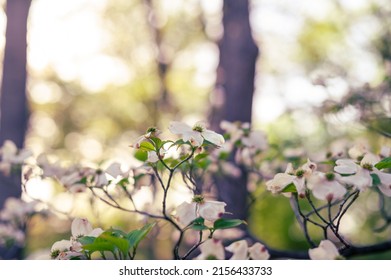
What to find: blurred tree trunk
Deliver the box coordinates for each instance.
[0,0,31,259]
[209,0,258,220]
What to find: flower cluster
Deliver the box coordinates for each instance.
[219,121,268,167]
[0,197,40,247]
[51,218,103,260]
[266,146,391,201]
[0,140,32,176]
[334,153,391,196]
[1,119,390,261]
[194,238,270,260]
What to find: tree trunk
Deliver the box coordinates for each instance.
[209,0,258,220]
[0,0,32,259]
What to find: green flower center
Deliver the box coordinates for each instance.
[192,194,205,204]
[206,254,218,260]
[295,169,305,178]
[146,127,158,133]
[362,163,373,171]
[193,125,204,133]
[325,172,335,181]
[51,250,60,259]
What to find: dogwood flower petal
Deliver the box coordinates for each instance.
[309,240,340,260]
[89,228,104,237]
[199,201,226,222]
[301,159,317,175]
[51,239,72,253]
[361,153,380,167]
[334,159,358,175]
[372,169,391,197]
[194,239,225,260]
[71,218,93,238]
[183,131,204,147]
[175,201,197,226]
[266,173,295,194]
[226,240,249,260]
[307,172,346,202]
[202,130,225,147]
[169,121,193,135]
[248,242,270,260]
[105,162,123,178]
[147,151,160,163]
[337,167,372,192]
[348,143,367,159]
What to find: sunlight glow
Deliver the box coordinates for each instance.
[28,0,132,92]
[23,177,55,202]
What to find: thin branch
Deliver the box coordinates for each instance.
[336,191,360,233]
[290,195,317,247]
[182,231,204,260]
[305,192,329,225]
[89,187,164,220]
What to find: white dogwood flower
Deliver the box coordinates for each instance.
[309,240,341,260]
[169,121,225,147]
[248,242,270,260]
[266,172,296,194]
[226,240,249,260]
[194,239,225,260]
[175,196,226,226]
[266,160,316,196]
[334,154,391,195]
[307,172,346,202]
[71,218,103,238]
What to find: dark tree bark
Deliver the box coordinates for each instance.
[209,0,258,220]
[0,0,32,259]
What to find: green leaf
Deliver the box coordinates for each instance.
[150,137,163,150]
[194,153,208,162]
[82,241,116,253]
[281,182,297,193]
[213,218,246,230]
[218,152,230,160]
[371,173,381,186]
[134,150,147,162]
[167,139,186,149]
[375,157,391,170]
[164,158,179,169]
[79,177,88,184]
[190,217,209,231]
[99,231,130,257]
[139,141,155,152]
[117,178,130,188]
[196,159,211,169]
[127,222,156,251]
[77,236,95,245]
[110,228,127,237]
